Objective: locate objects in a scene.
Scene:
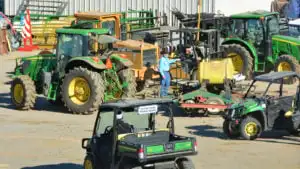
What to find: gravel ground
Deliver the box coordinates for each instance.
[0,51,299,169]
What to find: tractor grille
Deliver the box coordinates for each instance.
[143,49,157,66]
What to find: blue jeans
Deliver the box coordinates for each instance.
[160,71,170,97]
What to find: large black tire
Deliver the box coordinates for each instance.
[61,67,105,115]
[274,55,300,84]
[223,120,240,139]
[10,75,36,110]
[118,68,137,98]
[240,116,262,140]
[83,155,95,169]
[223,44,253,80]
[176,159,195,169]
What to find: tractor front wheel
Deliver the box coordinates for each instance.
[224,44,253,80]
[118,68,137,98]
[61,67,105,115]
[11,75,36,110]
[275,55,300,84]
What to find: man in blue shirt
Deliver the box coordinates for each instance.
[158,50,180,97]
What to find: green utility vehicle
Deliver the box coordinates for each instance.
[81,99,197,169]
[11,28,136,114]
[222,71,300,140]
[222,11,300,83]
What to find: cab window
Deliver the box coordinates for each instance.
[102,20,116,35]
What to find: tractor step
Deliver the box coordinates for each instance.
[256,62,266,72]
[47,82,59,100]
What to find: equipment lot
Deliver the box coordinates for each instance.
[0,52,300,169]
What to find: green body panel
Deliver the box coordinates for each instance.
[56,28,109,35]
[118,145,137,153]
[146,145,165,155]
[230,11,279,19]
[272,35,300,62]
[230,99,264,116]
[174,141,193,151]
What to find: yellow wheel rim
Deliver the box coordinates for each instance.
[277,61,292,72]
[13,84,24,104]
[244,122,258,136]
[84,159,93,169]
[68,77,91,105]
[228,52,243,74]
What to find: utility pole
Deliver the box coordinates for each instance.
[197,0,202,41]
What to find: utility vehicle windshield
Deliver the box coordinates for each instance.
[95,108,171,137]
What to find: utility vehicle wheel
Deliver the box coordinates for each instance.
[223,120,240,139]
[205,97,225,115]
[224,44,253,80]
[275,55,300,84]
[118,68,137,98]
[83,155,95,169]
[176,159,195,169]
[61,67,105,115]
[240,116,262,140]
[11,75,36,110]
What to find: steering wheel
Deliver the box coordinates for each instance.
[104,126,113,134]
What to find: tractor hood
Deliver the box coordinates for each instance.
[272,35,300,45]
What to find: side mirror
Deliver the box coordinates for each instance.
[82,138,91,149]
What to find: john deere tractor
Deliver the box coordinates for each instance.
[11,28,136,115]
[222,11,300,83]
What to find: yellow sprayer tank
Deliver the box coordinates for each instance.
[197,58,235,84]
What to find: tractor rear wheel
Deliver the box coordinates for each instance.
[118,68,137,98]
[61,67,105,115]
[224,44,253,80]
[275,55,300,84]
[11,75,36,110]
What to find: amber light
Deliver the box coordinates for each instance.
[120,54,127,58]
[106,58,113,69]
[92,57,99,62]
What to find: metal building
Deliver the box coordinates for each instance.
[4,0,215,24]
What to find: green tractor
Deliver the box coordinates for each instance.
[11,28,137,115]
[222,11,300,83]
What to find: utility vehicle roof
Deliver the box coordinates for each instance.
[56,28,109,35]
[230,10,278,19]
[254,71,300,82]
[100,98,173,109]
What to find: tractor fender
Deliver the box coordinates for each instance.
[110,54,133,67]
[222,38,258,62]
[66,57,106,71]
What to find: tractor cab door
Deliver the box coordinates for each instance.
[90,112,115,169]
[266,90,294,129]
[245,19,265,59]
[56,33,86,76]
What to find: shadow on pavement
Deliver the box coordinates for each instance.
[185,125,225,139]
[0,92,70,114]
[21,163,82,169]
